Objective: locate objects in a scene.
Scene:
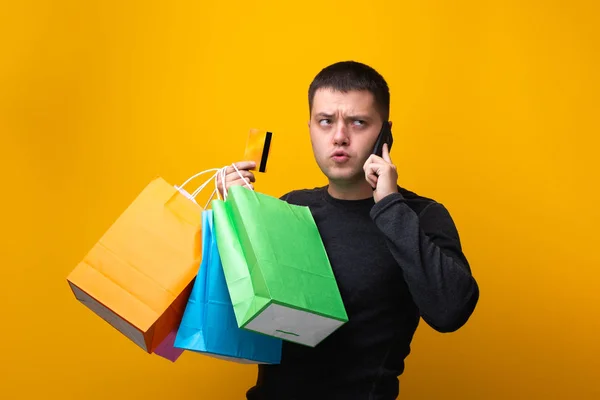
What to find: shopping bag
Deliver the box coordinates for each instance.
[67,170,218,356]
[153,329,184,362]
[174,209,282,364]
[212,184,349,348]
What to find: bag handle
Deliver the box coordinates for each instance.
[176,168,220,191]
[196,171,220,210]
[218,164,253,201]
[176,163,253,210]
[175,168,221,207]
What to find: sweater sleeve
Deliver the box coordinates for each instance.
[370,192,479,333]
[279,192,292,202]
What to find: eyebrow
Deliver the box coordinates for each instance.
[314,112,372,121]
[345,114,371,121]
[315,112,335,118]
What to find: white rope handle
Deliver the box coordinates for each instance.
[221,164,254,200]
[175,164,255,207]
[177,168,220,191]
[202,188,218,210]
[174,168,221,207]
[190,171,219,200]
[181,164,254,209]
[233,163,253,190]
[215,169,222,201]
[220,166,227,199]
[220,167,227,199]
[186,168,222,210]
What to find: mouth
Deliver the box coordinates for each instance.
[330,150,350,163]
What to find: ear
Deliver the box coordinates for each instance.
[388,120,393,129]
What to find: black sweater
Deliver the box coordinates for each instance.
[246,186,479,400]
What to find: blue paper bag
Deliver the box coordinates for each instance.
[174,209,282,364]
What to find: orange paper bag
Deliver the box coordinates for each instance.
[67,170,219,355]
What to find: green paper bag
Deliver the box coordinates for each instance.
[212,186,348,347]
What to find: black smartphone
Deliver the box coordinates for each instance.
[372,121,393,157]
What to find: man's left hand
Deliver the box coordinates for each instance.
[364,143,398,203]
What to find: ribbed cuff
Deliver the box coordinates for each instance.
[370,192,406,220]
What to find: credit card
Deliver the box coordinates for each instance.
[243,128,273,172]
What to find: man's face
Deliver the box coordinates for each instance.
[309,88,384,185]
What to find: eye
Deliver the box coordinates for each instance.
[319,119,331,126]
[352,120,365,126]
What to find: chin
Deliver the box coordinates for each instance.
[316,157,360,182]
[324,167,363,184]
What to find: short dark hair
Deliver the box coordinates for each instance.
[308,61,390,121]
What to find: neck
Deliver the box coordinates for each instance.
[327,179,374,200]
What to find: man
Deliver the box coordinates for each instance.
[217,61,479,400]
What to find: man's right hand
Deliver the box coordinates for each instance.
[215,161,257,198]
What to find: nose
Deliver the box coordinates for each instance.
[332,121,349,146]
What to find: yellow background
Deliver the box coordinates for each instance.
[1,0,599,399]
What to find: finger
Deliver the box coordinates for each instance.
[226,181,255,192]
[225,175,255,192]
[364,153,385,169]
[364,164,379,188]
[364,158,384,174]
[366,175,378,189]
[228,176,255,189]
[233,181,254,190]
[233,161,257,172]
[230,170,255,182]
[245,172,256,182]
[366,168,379,183]
[363,155,379,172]
[366,174,378,189]
[239,181,255,190]
[382,143,392,163]
[221,161,256,176]
[226,168,255,182]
